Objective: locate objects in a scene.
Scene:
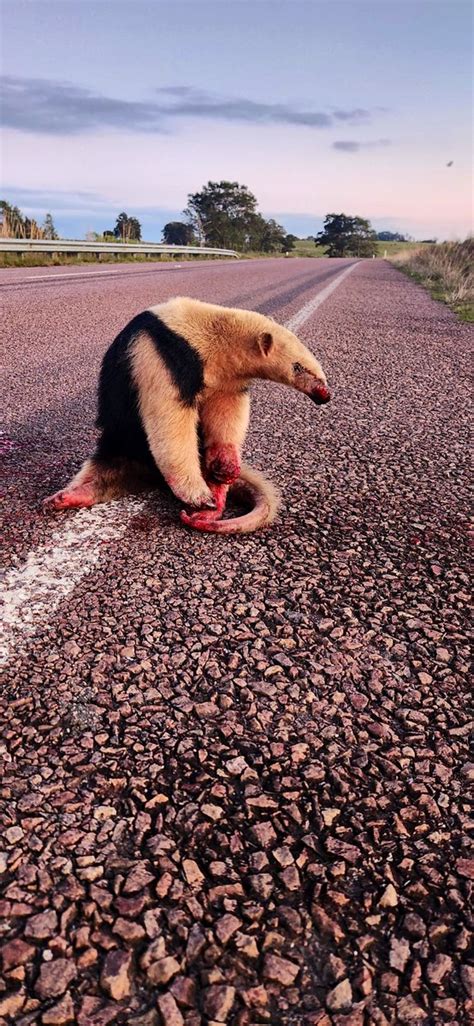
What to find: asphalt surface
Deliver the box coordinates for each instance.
[1,257,472,1026]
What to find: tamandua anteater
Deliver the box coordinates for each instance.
[44,297,330,533]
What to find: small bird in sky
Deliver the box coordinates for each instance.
[446,161,454,167]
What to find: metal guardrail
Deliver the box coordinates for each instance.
[0,238,240,258]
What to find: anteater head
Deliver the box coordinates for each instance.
[253,322,330,405]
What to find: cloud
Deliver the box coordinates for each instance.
[333,138,391,152]
[331,108,373,123]
[155,85,371,128]
[2,185,187,222]
[2,76,164,135]
[1,186,109,210]
[1,75,372,135]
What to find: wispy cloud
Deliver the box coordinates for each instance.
[333,138,391,152]
[155,85,371,128]
[2,75,373,135]
[2,77,164,135]
[2,186,109,210]
[2,185,184,220]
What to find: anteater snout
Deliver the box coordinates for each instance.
[310,382,331,405]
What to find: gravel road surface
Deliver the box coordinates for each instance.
[1,258,472,1026]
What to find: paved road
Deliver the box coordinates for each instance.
[1,258,472,1026]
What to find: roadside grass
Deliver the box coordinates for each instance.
[0,242,329,267]
[0,251,230,269]
[292,240,327,258]
[0,238,436,268]
[290,240,425,258]
[389,239,474,323]
[376,240,425,256]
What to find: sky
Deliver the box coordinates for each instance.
[1,0,472,241]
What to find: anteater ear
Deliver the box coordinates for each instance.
[258,331,274,358]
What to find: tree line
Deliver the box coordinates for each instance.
[1,187,413,257]
[112,185,396,257]
[162,183,393,256]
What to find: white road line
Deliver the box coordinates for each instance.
[0,265,184,285]
[286,261,358,333]
[2,265,358,667]
[0,499,146,667]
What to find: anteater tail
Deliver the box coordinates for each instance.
[190,464,280,535]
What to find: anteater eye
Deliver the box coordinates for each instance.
[293,362,305,375]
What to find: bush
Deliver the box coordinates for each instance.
[391,239,473,320]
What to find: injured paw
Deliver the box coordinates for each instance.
[205,444,240,484]
[180,481,228,530]
[180,507,223,529]
[43,485,95,511]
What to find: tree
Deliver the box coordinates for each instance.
[282,233,298,252]
[185,181,259,249]
[114,212,129,240]
[1,200,27,237]
[24,217,43,239]
[258,218,288,253]
[162,221,196,246]
[128,217,141,241]
[240,214,287,252]
[350,217,378,257]
[316,213,377,257]
[113,212,142,242]
[184,183,290,252]
[377,231,406,242]
[42,213,58,239]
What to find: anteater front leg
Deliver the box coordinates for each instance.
[139,391,214,510]
[130,331,214,509]
[181,390,250,529]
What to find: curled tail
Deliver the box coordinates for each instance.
[182,463,280,535]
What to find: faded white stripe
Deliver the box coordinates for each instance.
[286,261,358,333]
[0,499,146,666]
[1,266,183,285]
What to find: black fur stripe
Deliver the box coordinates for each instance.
[138,310,204,406]
[96,318,152,467]
[94,309,204,469]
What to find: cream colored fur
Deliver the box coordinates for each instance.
[131,334,213,508]
[45,297,328,533]
[226,463,281,534]
[200,389,250,450]
[150,297,327,390]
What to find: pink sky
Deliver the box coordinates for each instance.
[2,1,473,240]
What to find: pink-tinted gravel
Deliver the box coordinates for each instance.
[1,258,472,1026]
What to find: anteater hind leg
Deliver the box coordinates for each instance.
[43,459,100,510]
[43,456,150,511]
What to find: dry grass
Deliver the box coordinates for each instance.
[390,239,473,322]
[0,251,230,269]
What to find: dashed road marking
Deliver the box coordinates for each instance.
[2,268,358,666]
